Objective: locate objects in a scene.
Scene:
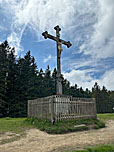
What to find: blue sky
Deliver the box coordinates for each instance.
[0,0,114,90]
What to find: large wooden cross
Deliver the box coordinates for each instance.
[42,25,72,95]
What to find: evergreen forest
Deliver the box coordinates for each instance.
[0,41,114,117]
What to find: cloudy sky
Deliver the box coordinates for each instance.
[0,0,114,90]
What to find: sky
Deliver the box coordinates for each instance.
[0,0,114,91]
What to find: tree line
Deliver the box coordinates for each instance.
[0,41,114,117]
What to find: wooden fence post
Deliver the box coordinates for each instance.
[94,98,97,118]
[28,100,30,117]
[51,96,55,125]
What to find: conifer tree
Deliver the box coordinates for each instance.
[92,82,102,113]
[16,51,39,117]
[43,65,53,96]
[6,47,18,117]
[0,41,9,117]
[52,68,57,95]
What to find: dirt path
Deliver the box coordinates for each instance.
[0,120,114,152]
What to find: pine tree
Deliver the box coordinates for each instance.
[36,68,45,97]
[109,91,114,113]
[26,55,39,99]
[0,41,9,117]
[100,86,109,113]
[92,82,101,113]
[69,84,80,97]
[6,47,18,117]
[43,65,53,96]
[84,88,92,98]
[62,78,70,95]
[16,51,39,117]
[52,68,57,95]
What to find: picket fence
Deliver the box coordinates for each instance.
[28,95,97,123]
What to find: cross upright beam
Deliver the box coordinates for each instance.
[42,25,72,95]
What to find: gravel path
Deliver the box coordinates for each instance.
[0,120,114,152]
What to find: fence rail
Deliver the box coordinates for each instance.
[28,95,97,123]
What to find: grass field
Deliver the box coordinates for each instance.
[0,113,113,133]
[0,117,33,133]
[0,117,105,134]
[97,113,114,120]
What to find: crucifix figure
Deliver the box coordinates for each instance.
[42,25,72,95]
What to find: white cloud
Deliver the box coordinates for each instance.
[80,0,114,58]
[0,0,114,59]
[64,70,96,90]
[7,32,24,55]
[64,69,114,91]
[99,70,114,90]
[43,54,52,63]
[0,0,96,53]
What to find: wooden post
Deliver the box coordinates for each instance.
[28,100,30,117]
[50,97,55,125]
[94,98,97,118]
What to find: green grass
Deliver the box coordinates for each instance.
[0,117,34,144]
[0,117,33,133]
[97,113,114,120]
[0,117,105,135]
[72,145,114,152]
[25,117,105,134]
[0,114,111,134]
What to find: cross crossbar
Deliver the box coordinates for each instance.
[42,31,72,48]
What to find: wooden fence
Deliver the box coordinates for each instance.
[28,95,97,123]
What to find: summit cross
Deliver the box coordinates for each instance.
[42,25,72,95]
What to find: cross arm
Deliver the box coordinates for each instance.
[42,31,72,48]
[60,39,72,48]
[42,31,57,41]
